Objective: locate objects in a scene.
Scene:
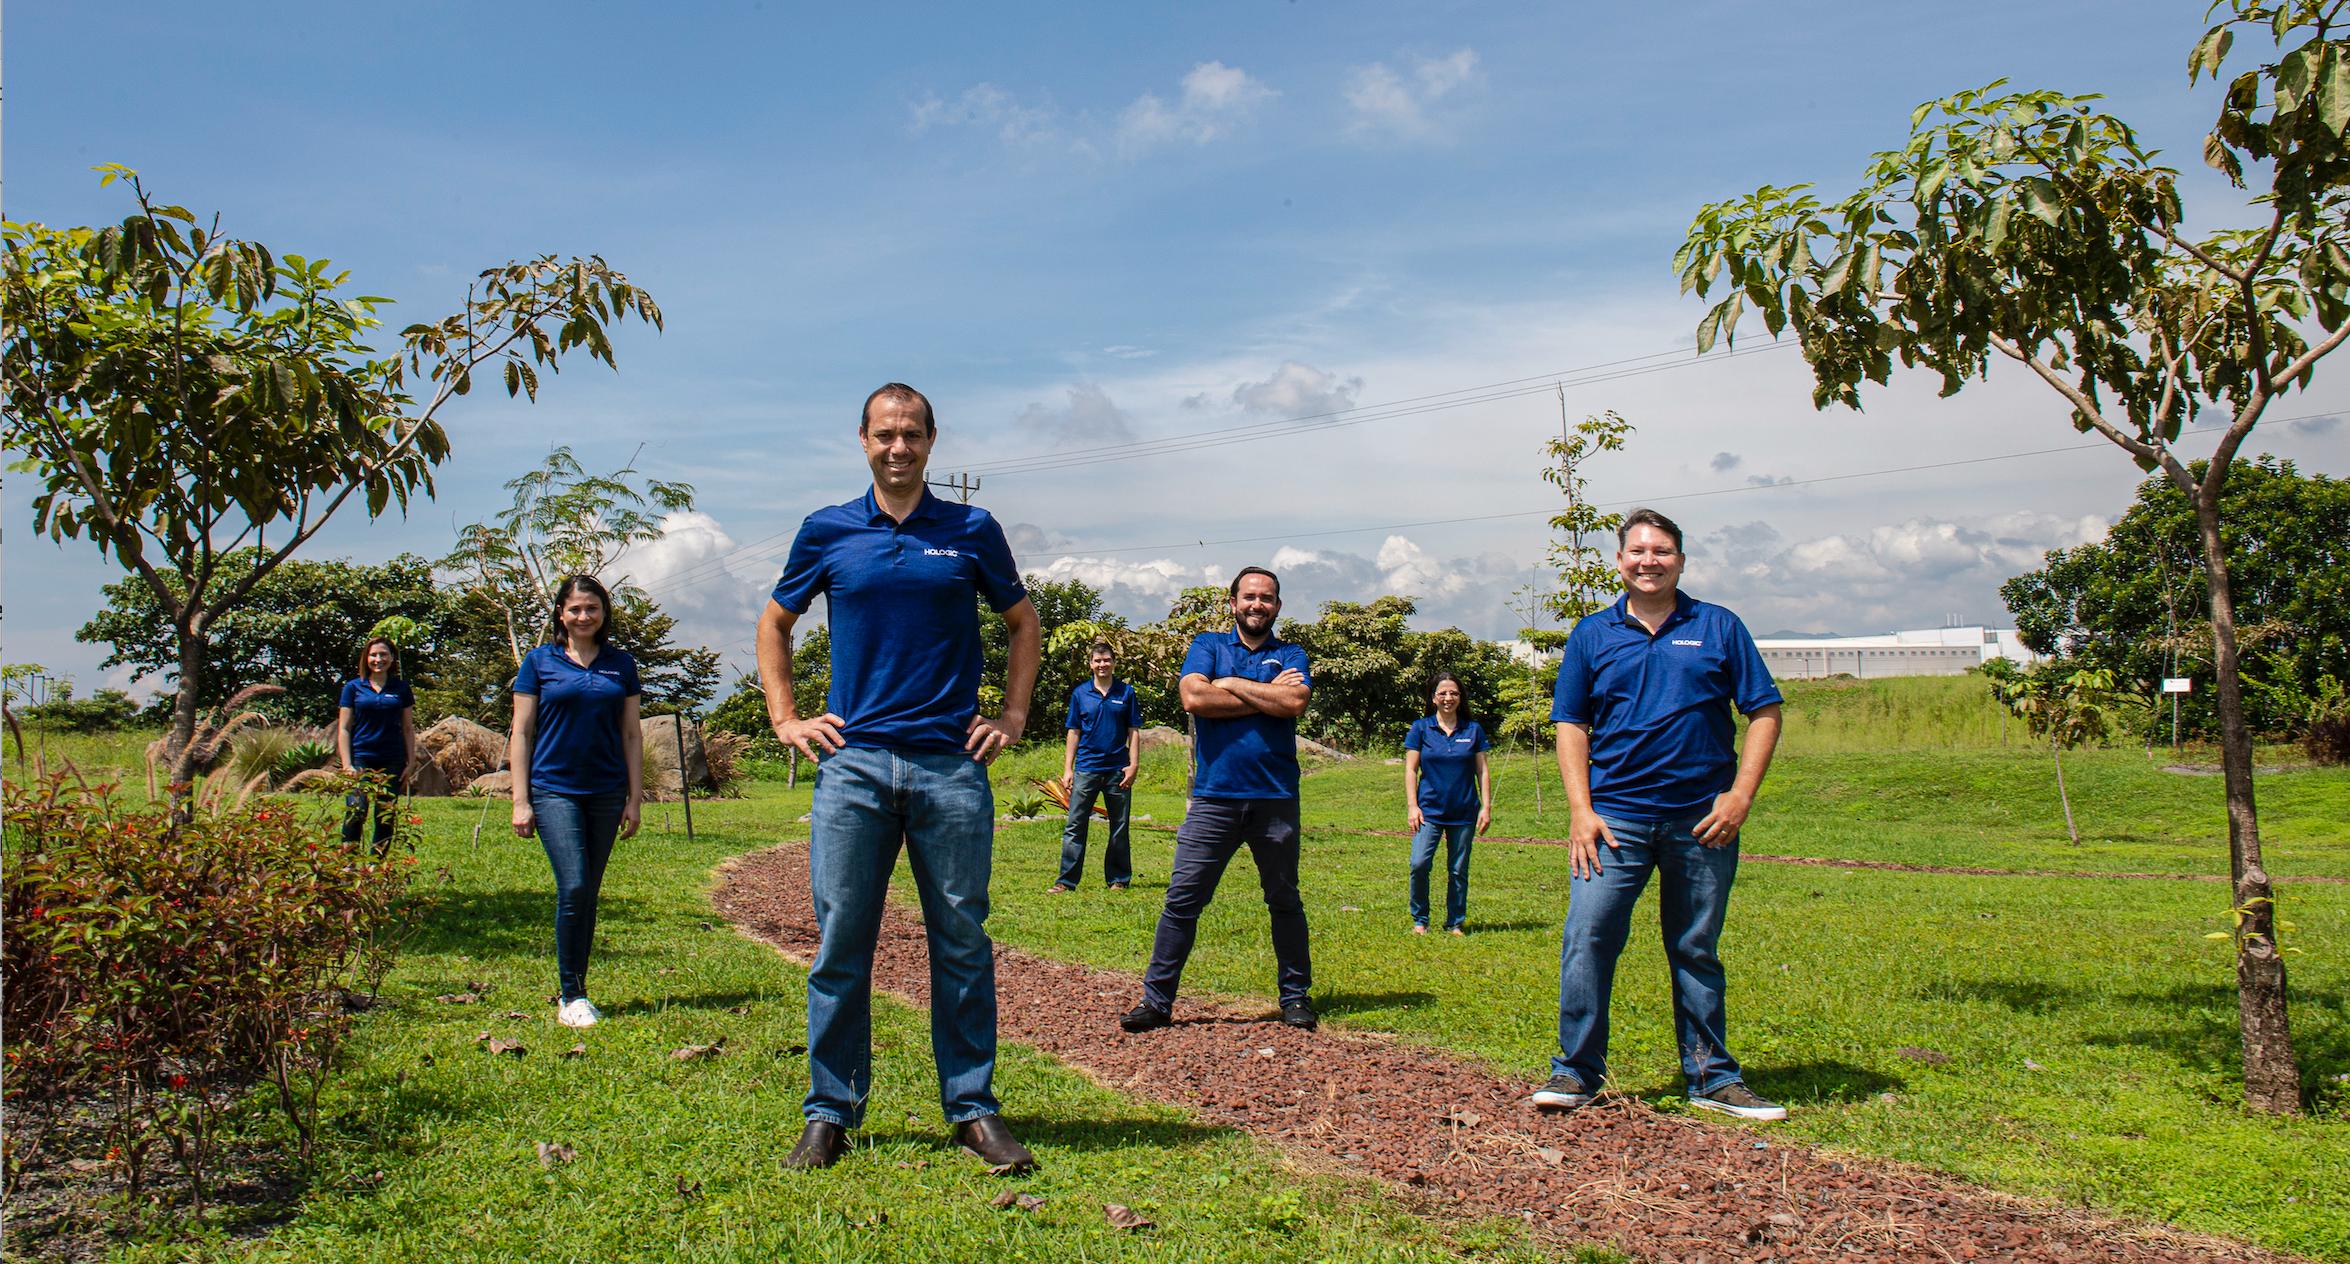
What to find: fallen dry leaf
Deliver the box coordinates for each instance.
[1255,1047,1277,1058]
[896,1160,929,1170]
[561,1043,588,1059]
[1895,1046,1952,1065]
[501,1010,530,1021]
[435,992,480,1005]
[1536,1146,1564,1166]
[535,1141,576,1168]
[991,1189,1047,1211]
[1104,1203,1155,1231]
[671,1036,728,1061]
[478,1035,525,1057]
[1446,1110,1483,1128]
[675,1175,703,1201]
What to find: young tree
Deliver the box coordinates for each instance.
[1983,659,2118,845]
[1673,5,2345,1112]
[443,445,694,667]
[1542,409,1635,624]
[4,167,662,798]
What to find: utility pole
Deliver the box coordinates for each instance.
[928,471,982,504]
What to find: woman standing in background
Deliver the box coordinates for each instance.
[337,636,415,854]
[511,575,644,1028]
[1403,672,1491,936]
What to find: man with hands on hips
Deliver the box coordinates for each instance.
[756,382,1042,1174]
[1530,507,1788,1122]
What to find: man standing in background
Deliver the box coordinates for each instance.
[1053,639,1141,893]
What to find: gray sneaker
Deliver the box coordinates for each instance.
[1689,1082,1787,1121]
[1529,1073,1593,1111]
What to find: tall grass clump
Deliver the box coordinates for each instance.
[1767,675,2022,753]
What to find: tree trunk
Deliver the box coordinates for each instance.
[2051,739,2078,846]
[2193,489,2301,1115]
[163,617,208,813]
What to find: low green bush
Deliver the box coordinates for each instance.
[1,775,426,1210]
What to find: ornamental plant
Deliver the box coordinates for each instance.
[1,774,425,1210]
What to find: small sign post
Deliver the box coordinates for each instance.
[2163,677,2193,752]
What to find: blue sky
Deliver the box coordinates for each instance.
[10,1,2349,695]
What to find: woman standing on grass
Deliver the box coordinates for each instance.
[337,635,416,854]
[510,574,644,1028]
[1403,672,1491,935]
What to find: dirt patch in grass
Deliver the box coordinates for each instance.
[713,843,2296,1264]
[2,1092,309,1263]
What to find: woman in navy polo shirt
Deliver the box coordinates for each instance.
[509,574,644,1028]
[1402,672,1492,935]
[337,635,416,853]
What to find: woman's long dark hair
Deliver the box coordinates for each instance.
[547,574,615,647]
[1428,670,1472,725]
[353,636,401,682]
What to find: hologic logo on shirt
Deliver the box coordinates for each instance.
[1671,639,1704,647]
[923,547,963,558]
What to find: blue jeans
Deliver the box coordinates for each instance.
[804,747,999,1128]
[1408,821,1474,929]
[1553,812,1745,1096]
[535,788,625,1003]
[1141,797,1310,1012]
[1058,768,1133,887]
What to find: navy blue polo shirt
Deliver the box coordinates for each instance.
[339,676,413,769]
[1405,715,1490,826]
[772,488,1027,754]
[513,643,642,797]
[1065,678,1141,774]
[1182,627,1313,800]
[1550,591,1781,821]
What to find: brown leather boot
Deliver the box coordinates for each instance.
[781,1120,849,1170]
[951,1114,1036,1173]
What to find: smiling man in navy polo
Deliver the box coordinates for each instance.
[1053,639,1141,893]
[1120,566,1317,1034]
[1531,508,1788,1122]
[756,382,1043,1174]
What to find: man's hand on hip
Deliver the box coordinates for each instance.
[967,712,1024,764]
[775,714,846,761]
[1693,789,1752,847]
[1567,811,1619,880]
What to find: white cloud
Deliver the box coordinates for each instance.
[1101,345,1157,360]
[1014,381,1138,448]
[1221,360,1363,418]
[1118,61,1276,155]
[2289,413,2341,436]
[909,84,1063,147]
[1343,49,1480,141]
[1695,511,2109,633]
[610,511,781,669]
[1710,451,1742,473]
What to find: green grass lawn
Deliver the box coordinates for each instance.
[14,701,2350,1260]
[982,737,2350,1261]
[6,735,1567,1263]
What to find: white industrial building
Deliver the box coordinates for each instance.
[1753,625,2036,680]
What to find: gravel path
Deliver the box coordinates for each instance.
[712,843,2294,1264]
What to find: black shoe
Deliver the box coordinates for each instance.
[1689,1082,1788,1121]
[953,1114,1037,1173]
[782,1120,849,1169]
[1119,1001,1171,1032]
[1279,998,1318,1030]
[1529,1073,1593,1111]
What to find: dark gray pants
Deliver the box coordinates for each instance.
[1140,797,1309,1012]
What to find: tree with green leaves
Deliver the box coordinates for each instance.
[1541,410,1636,625]
[1674,3,2345,1112]
[1981,659,2118,845]
[443,445,694,667]
[77,550,447,726]
[3,166,661,797]
[2002,456,2350,742]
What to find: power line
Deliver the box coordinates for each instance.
[632,340,1799,600]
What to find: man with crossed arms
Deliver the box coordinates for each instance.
[1120,566,1318,1033]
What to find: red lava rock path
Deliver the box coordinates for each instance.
[1356,829,2350,886]
[712,844,2293,1264]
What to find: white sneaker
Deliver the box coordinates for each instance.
[557,997,603,1028]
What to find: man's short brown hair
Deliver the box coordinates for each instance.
[861,382,936,435]
[1616,507,1684,552]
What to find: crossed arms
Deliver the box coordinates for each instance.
[1181,668,1309,719]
